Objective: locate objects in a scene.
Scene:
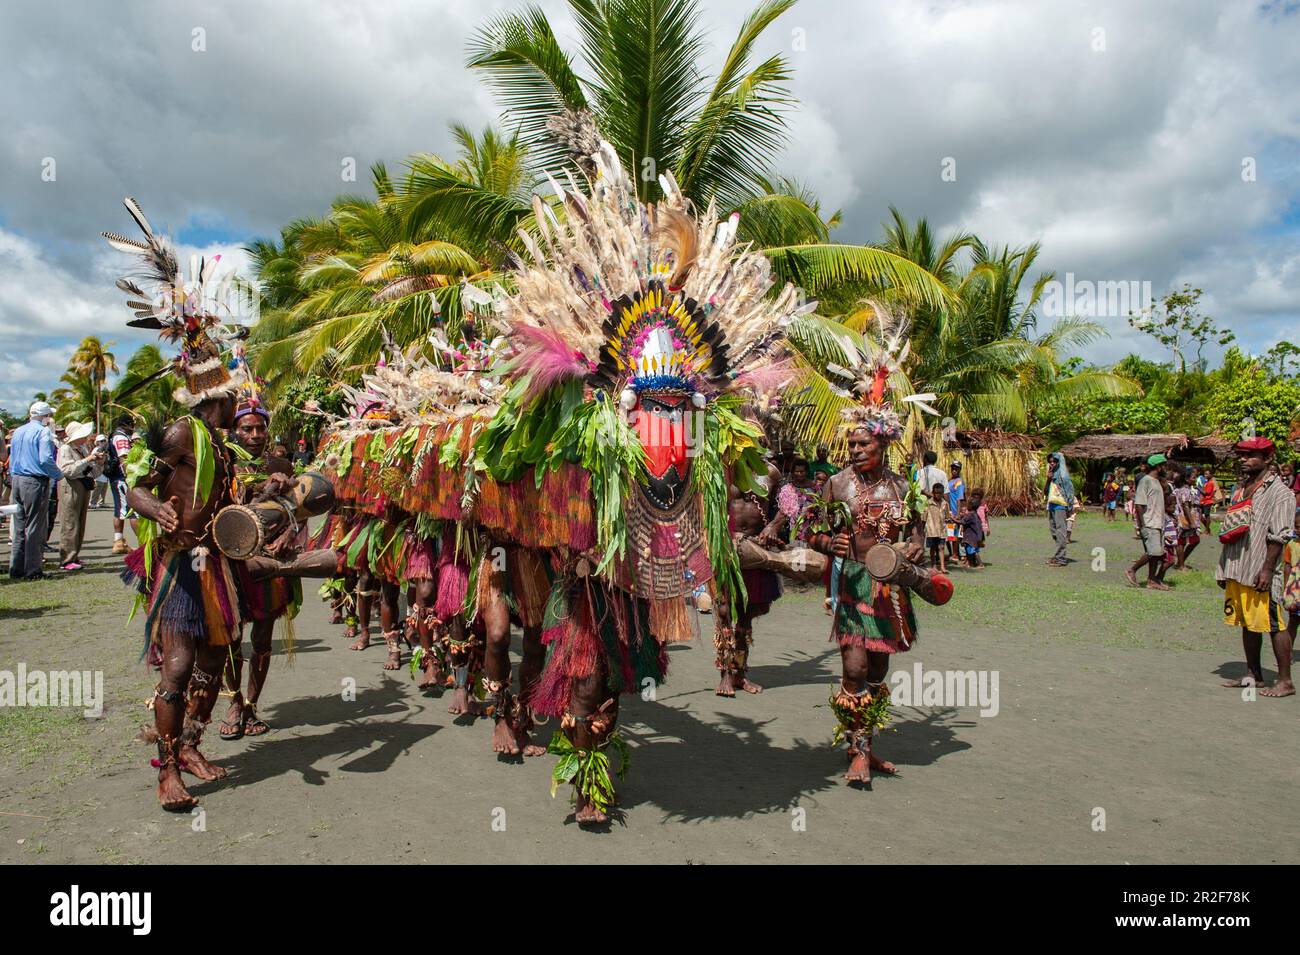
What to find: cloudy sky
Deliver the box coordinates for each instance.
[2,0,1297,413]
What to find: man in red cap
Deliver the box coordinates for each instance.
[1216,436,1295,697]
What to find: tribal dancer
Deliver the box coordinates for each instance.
[327,383,410,672]
[478,539,550,755]
[806,317,953,785]
[717,467,783,697]
[318,335,497,701]
[103,197,251,811]
[470,118,802,823]
[218,392,301,739]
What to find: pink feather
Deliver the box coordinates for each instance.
[508,324,592,403]
[733,357,795,397]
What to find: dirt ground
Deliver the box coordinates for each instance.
[1,508,1296,864]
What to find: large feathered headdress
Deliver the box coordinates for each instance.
[335,328,501,432]
[103,197,252,407]
[490,135,811,408]
[825,307,939,442]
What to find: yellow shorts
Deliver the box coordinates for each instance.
[1223,580,1283,633]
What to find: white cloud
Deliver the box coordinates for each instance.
[1,0,1297,411]
[0,225,257,412]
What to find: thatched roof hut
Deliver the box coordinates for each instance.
[1057,432,1230,502]
[1058,432,1191,460]
[1057,432,1222,464]
[948,429,1043,452]
[943,429,1044,516]
[1194,433,1234,462]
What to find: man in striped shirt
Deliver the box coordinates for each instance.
[1216,437,1295,696]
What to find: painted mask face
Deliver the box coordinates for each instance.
[633,392,690,509]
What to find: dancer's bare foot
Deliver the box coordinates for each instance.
[868,751,897,775]
[1221,677,1259,688]
[417,660,438,689]
[382,635,402,671]
[157,767,198,812]
[447,685,472,715]
[347,627,371,651]
[517,726,545,757]
[845,750,871,783]
[737,676,763,694]
[574,792,607,826]
[1124,569,1138,587]
[330,608,344,625]
[178,744,227,781]
[492,718,521,755]
[1259,680,1295,698]
[715,670,736,697]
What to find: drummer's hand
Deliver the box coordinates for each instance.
[831,533,851,558]
[903,541,924,563]
[757,533,781,549]
[263,472,294,496]
[156,496,180,534]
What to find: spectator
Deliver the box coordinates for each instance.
[56,420,102,571]
[105,414,135,554]
[1126,456,1170,589]
[958,493,986,568]
[89,435,110,508]
[0,425,10,542]
[1199,467,1220,533]
[916,450,947,503]
[45,421,66,549]
[1276,507,1299,695]
[1044,451,1075,566]
[0,425,9,526]
[1172,468,1202,569]
[1279,461,1300,495]
[809,444,838,481]
[946,460,965,561]
[6,401,62,579]
[1217,437,1295,696]
[1102,471,1120,522]
[292,437,315,469]
[923,482,947,572]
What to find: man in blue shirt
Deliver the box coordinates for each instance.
[7,401,63,579]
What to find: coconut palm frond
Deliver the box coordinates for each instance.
[762,244,953,310]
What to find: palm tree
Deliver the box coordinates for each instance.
[469,0,794,206]
[109,344,182,424]
[780,222,1138,450]
[68,336,118,432]
[469,0,955,309]
[248,129,534,396]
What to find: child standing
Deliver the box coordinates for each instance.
[957,496,986,567]
[973,487,990,549]
[924,483,947,572]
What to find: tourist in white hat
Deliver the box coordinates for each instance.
[55,420,104,571]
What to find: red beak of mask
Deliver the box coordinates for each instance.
[632,393,691,508]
